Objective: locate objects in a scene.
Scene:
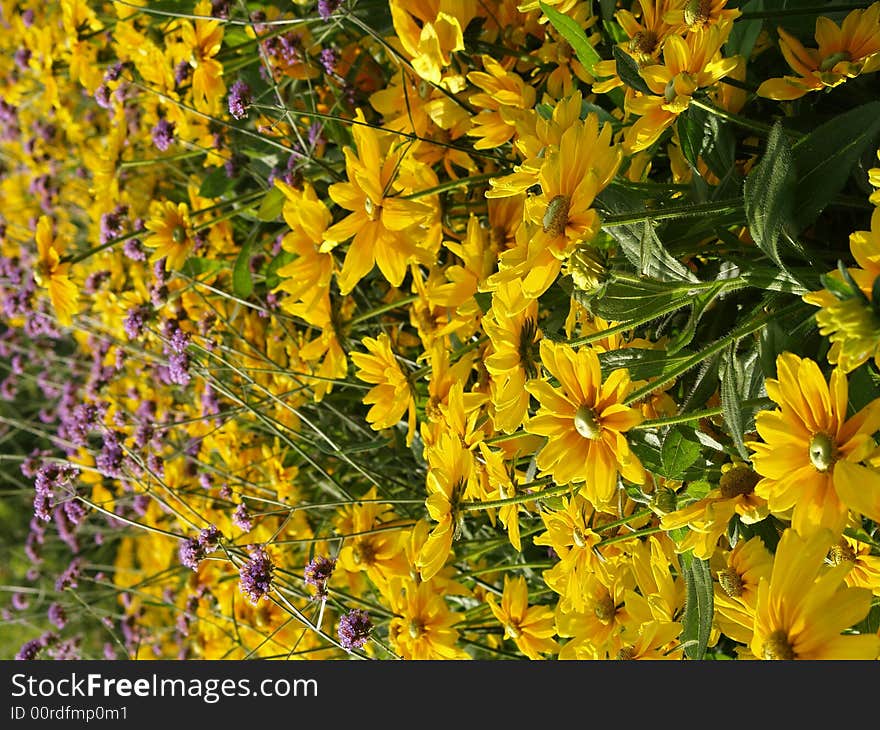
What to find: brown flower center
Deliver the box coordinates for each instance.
[542,194,570,237]
[594,593,616,622]
[719,465,760,499]
[828,540,856,566]
[717,567,744,597]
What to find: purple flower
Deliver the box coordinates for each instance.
[337,609,372,651]
[232,502,252,532]
[15,635,47,661]
[55,559,82,592]
[123,304,151,340]
[167,352,192,386]
[318,0,343,20]
[178,537,202,571]
[48,603,67,630]
[304,555,335,599]
[94,84,113,109]
[198,525,221,551]
[228,80,251,120]
[174,61,192,87]
[239,545,274,604]
[14,48,31,71]
[33,463,79,522]
[100,205,128,243]
[123,238,146,261]
[151,119,175,151]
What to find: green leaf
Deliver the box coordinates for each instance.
[791,101,880,232]
[612,45,651,95]
[720,342,749,460]
[677,109,704,170]
[666,280,728,354]
[539,2,601,75]
[198,167,235,199]
[232,242,254,299]
[725,0,763,60]
[589,277,693,322]
[256,186,285,222]
[598,348,692,382]
[679,552,714,660]
[660,427,703,479]
[743,121,795,269]
[180,256,227,279]
[263,250,296,290]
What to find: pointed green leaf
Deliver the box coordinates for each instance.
[232,242,254,299]
[256,186,285,222]
[660,427,703,479]
[198,167,235,199]
[612,45,651,95]
[539,2,601,75]
[791,101,880,232]
[679,552,714,660]
[744,121,795,268]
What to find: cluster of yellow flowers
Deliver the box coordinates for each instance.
[3,0,880,661]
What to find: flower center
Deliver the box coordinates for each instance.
[808,432,835,472]
[719,465,760,499]
[352,540,377,566]
[542,194,570,237]
[408,619,425,639]
[684,0,712,27]
[594,593,616,622]
[518,317,541,379]
[819,51,852,72]
[572,525,587,548]
[616,645,636,660]
[651,486,677,514]
[505,623,522,640]
[364,196,380,221]
[628,31,658,60]
[717,567,744,598]
[828,540,856,566]
[574,405,601,440]
[172,225,187,244]
[763,630,795,660]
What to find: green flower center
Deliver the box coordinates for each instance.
[574,405,601,440]
[172,225,187,244]
[808,432,835,472]
[763,630,795,660]
[572,525,587,548]
[594,593,616,622]
[819,51,852,72]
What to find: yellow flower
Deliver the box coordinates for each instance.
[387,577,470,659]
[179,0,225,114]
[143,200,194,271]
[750,528,879,660]
[828,534,880,596]
[664,0,741,34]
[711,535,774,646]
[321,109,435,295]
[525,340,646,508]
[624,20,739,152]
[466,55,536,150]
[660,463,768,559]
[351,332,417,445]
[478,442,526,552]
[416,432,473,581]
[747,352,880,537]
[803,208,880,373]
[483,280,542,433]
[33,216,78,327]
[757,2,880,100]
[487,575,558,659]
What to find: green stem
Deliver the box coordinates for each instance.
[350,294,419,326]
[740,3,870,19]
[623,298,803,405]
[598,526,664,547]
[400,172,496,200]
[459,478,566,511]
[601,198,744,227]
[689,98,777,137]
[595,508,653,532]
[119,150,204,168]
[64,230,143,265]
[632,397,773,429]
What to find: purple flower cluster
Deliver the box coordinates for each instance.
[304,555,336,599]
[151,119,175,151]
[228,80,251,120]
[337,609,372,651]
[232,502,252,532]
[178,526,222,571]
[100,204,128,244]
[239,545,274,605]
[318,0,343,21]
[33,462,79,522]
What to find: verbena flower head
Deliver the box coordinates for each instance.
[337,608,372,650]
[239,545,274,605]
